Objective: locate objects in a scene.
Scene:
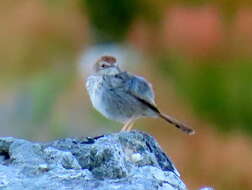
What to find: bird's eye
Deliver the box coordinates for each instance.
[101,64,106,68]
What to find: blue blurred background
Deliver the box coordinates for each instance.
[1,0,252,189]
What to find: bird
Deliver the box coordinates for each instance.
[85,55,195,135]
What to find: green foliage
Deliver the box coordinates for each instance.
[80,0,140,42]
[158,56,252,134]
[30,69,74,124]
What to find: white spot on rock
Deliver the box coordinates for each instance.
[130,153,142,162]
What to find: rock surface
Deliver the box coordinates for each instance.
[0,131,187,190]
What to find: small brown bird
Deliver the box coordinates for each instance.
[86,55,195,135]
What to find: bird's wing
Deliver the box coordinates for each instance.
[105,72,159,113]
[127,74,157,107]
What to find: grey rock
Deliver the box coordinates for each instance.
[0,131,187,190]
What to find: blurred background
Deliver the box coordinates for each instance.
[1,0,252,189]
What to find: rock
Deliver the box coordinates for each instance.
[0,131,187,190]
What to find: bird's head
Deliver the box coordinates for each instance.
[94,56,121,75]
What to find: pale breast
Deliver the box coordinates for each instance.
[86,74,132,123]
[86,75,104,113]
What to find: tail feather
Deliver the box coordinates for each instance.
[131,94,195,135]
[159,112,195,135]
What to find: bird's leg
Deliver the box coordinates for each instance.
[126,119,135,131]
[120,119,132,131]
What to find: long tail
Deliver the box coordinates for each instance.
[130,94,195,135]
[158,112,195,135]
